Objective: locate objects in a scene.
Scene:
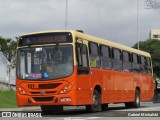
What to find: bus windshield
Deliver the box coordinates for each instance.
[17,45,73,80]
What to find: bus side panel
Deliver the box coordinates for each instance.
[100,69,114,104]
[89,68,108,103]
[147,76,154,100]
[76,67,112,105]
[140,75,154,101]
[121,72,134,102]
[140,74,149,100]
[76,72,92,105]
[113,71,122,102]
[113,71,134,103]
[86,68,135,104]
[133,74,154,102]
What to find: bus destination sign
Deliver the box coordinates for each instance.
[18,32,72,46]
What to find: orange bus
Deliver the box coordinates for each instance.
[16,30,154,113]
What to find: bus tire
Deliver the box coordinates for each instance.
[101,104,108,111]
[41,105,63,114]
[125,102,132,108]
[86,90,102,112]
[132,89,140,108]
[125,89,140,108]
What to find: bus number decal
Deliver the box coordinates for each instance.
[28,84,34,89]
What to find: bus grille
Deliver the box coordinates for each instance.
[38,83,62,89]
[30,91,56,95]
[33,97,53,102]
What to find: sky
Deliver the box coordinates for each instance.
[0,0,160,47]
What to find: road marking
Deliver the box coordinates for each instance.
[48,117,101,120]
[118,106,160,111]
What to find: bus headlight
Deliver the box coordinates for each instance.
[21,90,26,94]
[18,87,22,91]
[17,86,26,95]
[60,85,71,94]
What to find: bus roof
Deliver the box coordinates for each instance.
[73,31,150,57]
[20,30,73,37]
[20,30,151,57]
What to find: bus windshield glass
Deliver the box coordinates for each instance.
[17,45,73,80]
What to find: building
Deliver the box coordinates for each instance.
[0,51,9,84]
[150,29,160,40]
[0,51,15,85]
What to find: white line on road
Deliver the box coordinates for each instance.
[48,117,101,120]
[118,106,160,111]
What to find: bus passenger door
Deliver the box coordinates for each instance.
[76,43,92,105]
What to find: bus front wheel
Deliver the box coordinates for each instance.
[86,90,102,112]
[101,104,108,111]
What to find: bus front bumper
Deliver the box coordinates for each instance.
[16,90,77,106]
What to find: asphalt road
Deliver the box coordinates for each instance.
[0,102,160,120]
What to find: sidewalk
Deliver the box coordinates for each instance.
[0,106,40,112]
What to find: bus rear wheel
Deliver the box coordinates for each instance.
[41,105,63,114]
[133,89,140,108]
[101,104,108,111]
[125,89,140,108]
[86,90,102,112]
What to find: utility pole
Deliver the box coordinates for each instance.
[65,0,68,30]
[137,0,139,50]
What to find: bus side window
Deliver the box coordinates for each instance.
[89,42,100,68]
[132,54,140,73]
[140,56,147,74]
[100,45,112,69]
[112,48,122,71]
[122,51,132,72]
[147,57,152,75]
[76,43,89,74]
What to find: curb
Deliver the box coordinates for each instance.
[0,106,40,112]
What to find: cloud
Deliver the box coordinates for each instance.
[0,0,160,47]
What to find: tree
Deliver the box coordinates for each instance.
[0,36,17,68]
[132,39,160,77]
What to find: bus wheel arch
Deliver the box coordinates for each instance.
[136,87,140,95]
[86,85,102,112]
[94,85,102,95]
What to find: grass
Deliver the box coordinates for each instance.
[0,90,17,108]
